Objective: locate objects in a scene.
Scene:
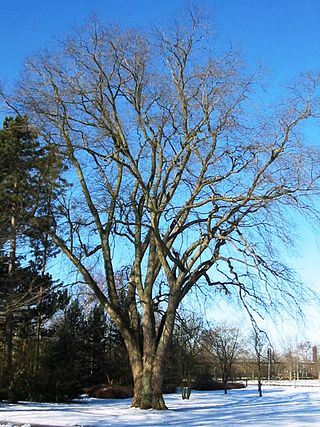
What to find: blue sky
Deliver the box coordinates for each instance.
[1,0,320,82]
[1,0,320,343]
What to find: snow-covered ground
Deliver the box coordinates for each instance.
[1,384,320,426]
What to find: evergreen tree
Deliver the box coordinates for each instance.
[0,115,66,395]
[81,305,108,386]
[103,313,131,386]
[0,258,68,401]
[37,300,86,402]
[0,116,51,245]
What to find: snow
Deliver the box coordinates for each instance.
[1,384,320,426]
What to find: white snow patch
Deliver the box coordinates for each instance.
[1,384,320,426]
[0,424,31,427]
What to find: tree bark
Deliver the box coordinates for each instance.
[130,357,143,408]
[128,347,167,409]
[120,300,176,409]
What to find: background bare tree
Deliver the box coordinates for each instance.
[2,10,320,409]
[202,324,243,394]
[251,329,270,397]
[280,340,313,381]
[175,314,203,400]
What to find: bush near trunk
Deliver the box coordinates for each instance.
[86,383,177,399]
[86,385,133,399]
[193,379,246,391]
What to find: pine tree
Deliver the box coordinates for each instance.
[0,263,68,402]
[0,115,66,393]
[37,300,85,402]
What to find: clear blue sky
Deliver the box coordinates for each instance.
[1,0,319,82]
[1,0,319,343]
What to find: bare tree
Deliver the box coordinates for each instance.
[202,325,242,393]
[280,340,313,381]
[251,330,271,397]
[175,314,203,399]
[2,10,320,409]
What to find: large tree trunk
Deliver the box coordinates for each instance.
[150,362,167,410]
[121,301,176,410]
[130,358,143,408]
[130,359,166,409]
[124,335,168,409]
[139,357,167,410]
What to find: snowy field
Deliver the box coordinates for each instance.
[1,384,320,426]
